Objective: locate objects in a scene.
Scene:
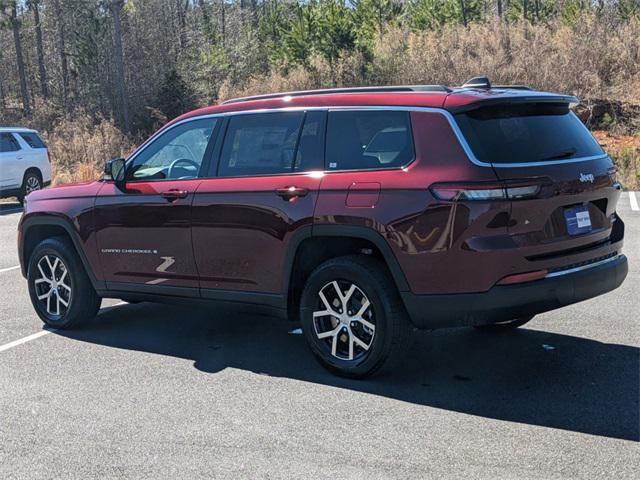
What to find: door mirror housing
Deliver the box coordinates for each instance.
[104,158,126,190]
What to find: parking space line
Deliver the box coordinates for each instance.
[0,329,55,353]
[630,191,639,211]
[0,265,20,273]
[0,302,127,354]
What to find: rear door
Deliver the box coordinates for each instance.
[0,132,23,188]
[192,110,326,300]
[95,117,219,293]
[453,101,620,262]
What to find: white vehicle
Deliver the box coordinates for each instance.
[0,127,51,203]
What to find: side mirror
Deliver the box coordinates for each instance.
[104,158,126,190]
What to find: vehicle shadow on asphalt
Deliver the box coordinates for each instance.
[0,202,22,216]
[55,302,639,442]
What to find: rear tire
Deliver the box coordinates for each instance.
[299,255,411,378]
[27,237,101,329]
[474,316,534,332]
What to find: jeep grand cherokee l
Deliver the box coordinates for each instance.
[18,78,628,378]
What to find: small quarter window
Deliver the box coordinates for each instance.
[0,133,21,153]
[325,111,414,170]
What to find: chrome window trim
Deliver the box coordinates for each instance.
[126,105,609,171]
[545,254,621,279]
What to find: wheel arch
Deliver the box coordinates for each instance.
[22,167,43,185]
[283,225,409,320]
[20,215,104,290]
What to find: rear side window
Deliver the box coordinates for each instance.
[18,132,46,149]
[325,110,414,170]
[0,133,21,152]
[218,112,304,177]
[454,103,604,164]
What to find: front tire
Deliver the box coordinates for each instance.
[27,237,101,329]
[299,255,411,378]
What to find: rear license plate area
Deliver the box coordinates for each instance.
[564,205,592,236]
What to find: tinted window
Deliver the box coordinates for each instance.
[18,132,46,148]
[0,133,21,153]
[128,118,218,181]
[218,112,304,177]
[295,111,326,172]
[454,103,604,164]
[325,111,414,170]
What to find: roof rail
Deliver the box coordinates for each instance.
[222,85,452,105]
[493,85,533,91]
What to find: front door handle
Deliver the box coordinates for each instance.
[161,189,189,202]
[275,186,309,200]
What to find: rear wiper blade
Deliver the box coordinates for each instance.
[537,147,577,161]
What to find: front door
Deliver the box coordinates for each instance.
[192,110,326,302]
[94,117,220,295]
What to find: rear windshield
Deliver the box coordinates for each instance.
[18,132,46,149]
[454,103,603,164]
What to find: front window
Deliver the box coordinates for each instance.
[127,118,218,181]
[0,133,21,153]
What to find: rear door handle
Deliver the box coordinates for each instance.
[161,189,189,202]
[275,186,309,200]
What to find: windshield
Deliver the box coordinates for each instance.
[454,103,604,164]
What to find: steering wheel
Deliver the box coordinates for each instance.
[168,158,200,179]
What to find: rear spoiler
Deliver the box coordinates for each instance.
[447,94,579,114]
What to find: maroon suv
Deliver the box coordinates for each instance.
[18,78,628,377]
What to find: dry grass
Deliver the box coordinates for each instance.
[594,131,640,190]
[222,17,640,107]
[42,114,136,186]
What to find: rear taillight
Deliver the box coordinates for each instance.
[430,181,543,201]
[47,150,51,163]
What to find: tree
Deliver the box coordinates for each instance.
[107,0,130,132]
[1,1,30,112]
[151,69,197,122]
[52,0,69,108]
[29,0,48,99]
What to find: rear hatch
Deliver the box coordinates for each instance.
[450,97,622,270]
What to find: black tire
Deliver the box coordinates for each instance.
[299,255,412,378]
[18,170,42,204]
[474,316,534,332]
[27,237,101,329]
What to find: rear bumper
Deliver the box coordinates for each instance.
[401,254,628,329]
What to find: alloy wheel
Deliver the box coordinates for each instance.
[34,255,71,317]
[312,280,375,361]
[26,175,41,194]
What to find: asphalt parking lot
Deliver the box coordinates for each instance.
[0,194,638,479]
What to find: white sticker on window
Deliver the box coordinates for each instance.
[329,162,337,169]
[576,210,591,228]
